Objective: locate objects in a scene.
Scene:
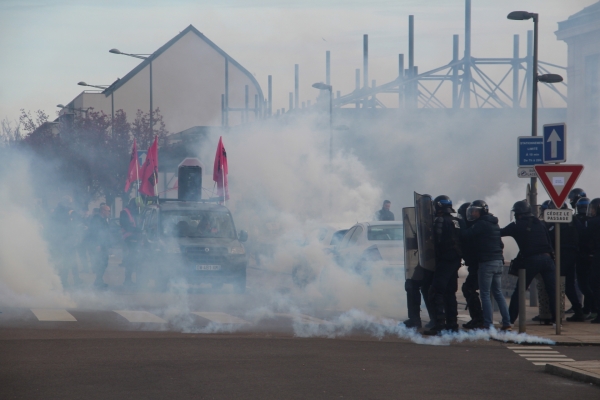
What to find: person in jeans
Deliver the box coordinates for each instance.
[460,200,511,330]
[501,201,557,324]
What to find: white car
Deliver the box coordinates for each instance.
[331,221,404,281]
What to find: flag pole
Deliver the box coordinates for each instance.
[135,141,140,212]
[222,160,226,206]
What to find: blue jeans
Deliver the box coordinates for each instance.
[478,259,511,328]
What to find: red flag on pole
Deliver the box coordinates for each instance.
[213,136,229,201]
[124,139,139,192]
[139,136,159,197]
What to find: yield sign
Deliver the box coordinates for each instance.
[534,164,584,207]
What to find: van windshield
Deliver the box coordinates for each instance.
[161,210,235,239]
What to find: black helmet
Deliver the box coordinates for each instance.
[433,195,455,213]
[587,198,600,218]
[568,188,587,208]
[540,200,551,210]
[511,200,532,217]
[466,200,488,221]
[576,197,590,216]
[457,202,471,220]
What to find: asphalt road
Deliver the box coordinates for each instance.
[1,329,598,400]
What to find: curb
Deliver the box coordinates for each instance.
[545,361,600,386]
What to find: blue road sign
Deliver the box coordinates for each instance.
[543,123,566,163]
[518,136,544,167]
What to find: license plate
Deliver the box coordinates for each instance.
[196,264,221,271]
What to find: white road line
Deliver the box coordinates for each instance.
[31,309,77,322]
[274,313,331,325]
[114,310,166,323]
[520,354,567,358]
[532,361,576,365]
[525,358,575,362]
[514,351,560,354]
[191,312,249,325]
[507,346,553,350]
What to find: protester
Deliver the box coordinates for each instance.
[120,198,141,287]
[501,201,557,325]
[375,200,395,221]
[460,200,511,330]
[87,204,112,289]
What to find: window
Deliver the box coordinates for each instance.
[338,227,357,248]
[368,225,403,241]
[585,54,600,125]
[160,210,235,239]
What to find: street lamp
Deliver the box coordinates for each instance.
[312,82,333,166]
[508,10,563,335]
[78,81,113,126]
[109,48,154,132]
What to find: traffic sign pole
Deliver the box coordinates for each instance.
[555,223,561,334]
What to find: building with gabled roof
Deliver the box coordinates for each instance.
[556,1,600,138]
[61,25,265,134]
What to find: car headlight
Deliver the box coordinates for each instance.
[229,242,246,254]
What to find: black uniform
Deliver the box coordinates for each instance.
[376,208,395,221]
[87,214,111,287]
[582,216,600,319]
[576,213,596,314]
[428,214,462,330]
[501,217,557,323]
[547,218,584,319]
[458,216,483,327]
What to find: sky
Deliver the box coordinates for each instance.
[0,0,596,124]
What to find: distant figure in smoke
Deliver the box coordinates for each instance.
[51,195,84,289]
[457,202,484,330]
[423,195,462,336]
[375,200,395,221]
[120,198,141,287]
[460,200,511,331]
[87,204,112,289]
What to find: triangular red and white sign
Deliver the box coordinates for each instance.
[534,164,584,207]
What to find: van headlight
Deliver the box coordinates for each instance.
[229,242,246,254]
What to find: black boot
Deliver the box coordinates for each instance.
[463,319,484,330]
[566,305,586,322]
[423,321,445,336]
[403,319,422,329]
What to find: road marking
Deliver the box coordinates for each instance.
[192,312,249,325]
[519,354,567,357]
[30,309,76,322]
[514,351,560,354]
[114,310,166,323]
[506,345,575,366]
[274,313,332,325]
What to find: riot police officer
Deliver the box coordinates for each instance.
[568,188,587,210]
[575,197,597,319]
[501,201,557,324]
[457,202,484,329]
[546,202,585,322]
[423,195,463,335]
[582,198,600,323]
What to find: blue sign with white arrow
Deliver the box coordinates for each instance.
[543,123,566,163]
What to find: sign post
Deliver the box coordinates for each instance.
[534,164,584,335]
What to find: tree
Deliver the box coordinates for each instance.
[132,107,168,149]
[0,118,22,147]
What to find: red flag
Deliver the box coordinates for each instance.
[139,136,158,197]
[124,139,139,192]
[213,136,229,201]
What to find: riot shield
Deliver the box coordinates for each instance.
[414,192,436,272]
[402,207,419,280]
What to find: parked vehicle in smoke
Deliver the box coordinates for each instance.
[137,199,248,292]
[329,221,404,282]
[291,226,350,288]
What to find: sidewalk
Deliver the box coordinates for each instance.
[545,361,600,385]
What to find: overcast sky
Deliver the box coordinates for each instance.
[0,0,596,124]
